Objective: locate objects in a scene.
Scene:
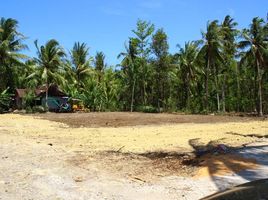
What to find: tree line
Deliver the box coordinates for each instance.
[0,15,268,115]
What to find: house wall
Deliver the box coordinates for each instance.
[41,97,68,111]
[15,97,23,110]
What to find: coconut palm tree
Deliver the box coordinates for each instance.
[221,15,238,112]
[34,39,66,107]
[0,17,27,91]
[177,41,200,108]
[198,20,223,112]
[118,39,138,112]
[70,42,92,89]
[19,59,41,89]
[239,17,268,116]
[94,51,106,82]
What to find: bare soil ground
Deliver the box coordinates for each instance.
[32,112,263,128]
[0,113,267,199]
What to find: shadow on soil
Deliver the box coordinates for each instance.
[188,138,268,199]
[103,134,268,199]
[104,136,268,186]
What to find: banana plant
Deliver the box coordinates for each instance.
[0,88,11,113]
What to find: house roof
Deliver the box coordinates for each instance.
[15,89,26,98]
[44,84,67,97]
[15,85,67,98]
[15,89,45,98]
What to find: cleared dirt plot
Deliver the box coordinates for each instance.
[0,113,268,199]
[33,112,261,127]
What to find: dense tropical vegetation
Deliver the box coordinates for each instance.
[0,15,267,115]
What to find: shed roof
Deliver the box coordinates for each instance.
[15,85,67,98]
[15,89,45,98]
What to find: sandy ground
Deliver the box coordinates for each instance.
[0,113,268,199]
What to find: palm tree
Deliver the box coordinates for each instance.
[199,20,223,112]
[34,39,66,107]
[239,17,268,116]
[118,39,138,112]
[70,42,92,89]
[221,15,238,112]
[94,51,106,82]
[0,17,27,91]
[177,41,200,108]
[19,60,41,89]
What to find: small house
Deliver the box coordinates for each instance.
[14,87,45,109]
[15,85,71,112]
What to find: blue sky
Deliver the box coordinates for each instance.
[1,0,268,66]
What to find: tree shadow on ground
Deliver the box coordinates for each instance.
[187,138,268,192]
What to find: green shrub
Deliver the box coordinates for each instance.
[136,105,158,113]
[25,106,33,113]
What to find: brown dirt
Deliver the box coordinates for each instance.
[31,112,263,128]
[195,154,259,178]
[67,151,196,182]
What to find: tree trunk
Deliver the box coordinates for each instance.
[143,63,147,106]
[45,69,49,110]
[45,83,48,109]
[214,67,220,112]
[205,58,209,112]
[143,82,147,105]
[186,73,190,109]
[211,60,220,112]
[236,63,240,112]
[222,73,226,112]
[257,60,263,116]
[130,78,136,112]
[162,75,165,110]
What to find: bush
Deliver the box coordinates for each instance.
[25,106,33,113]
[165,97,177,112]
[136,105,158,113]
